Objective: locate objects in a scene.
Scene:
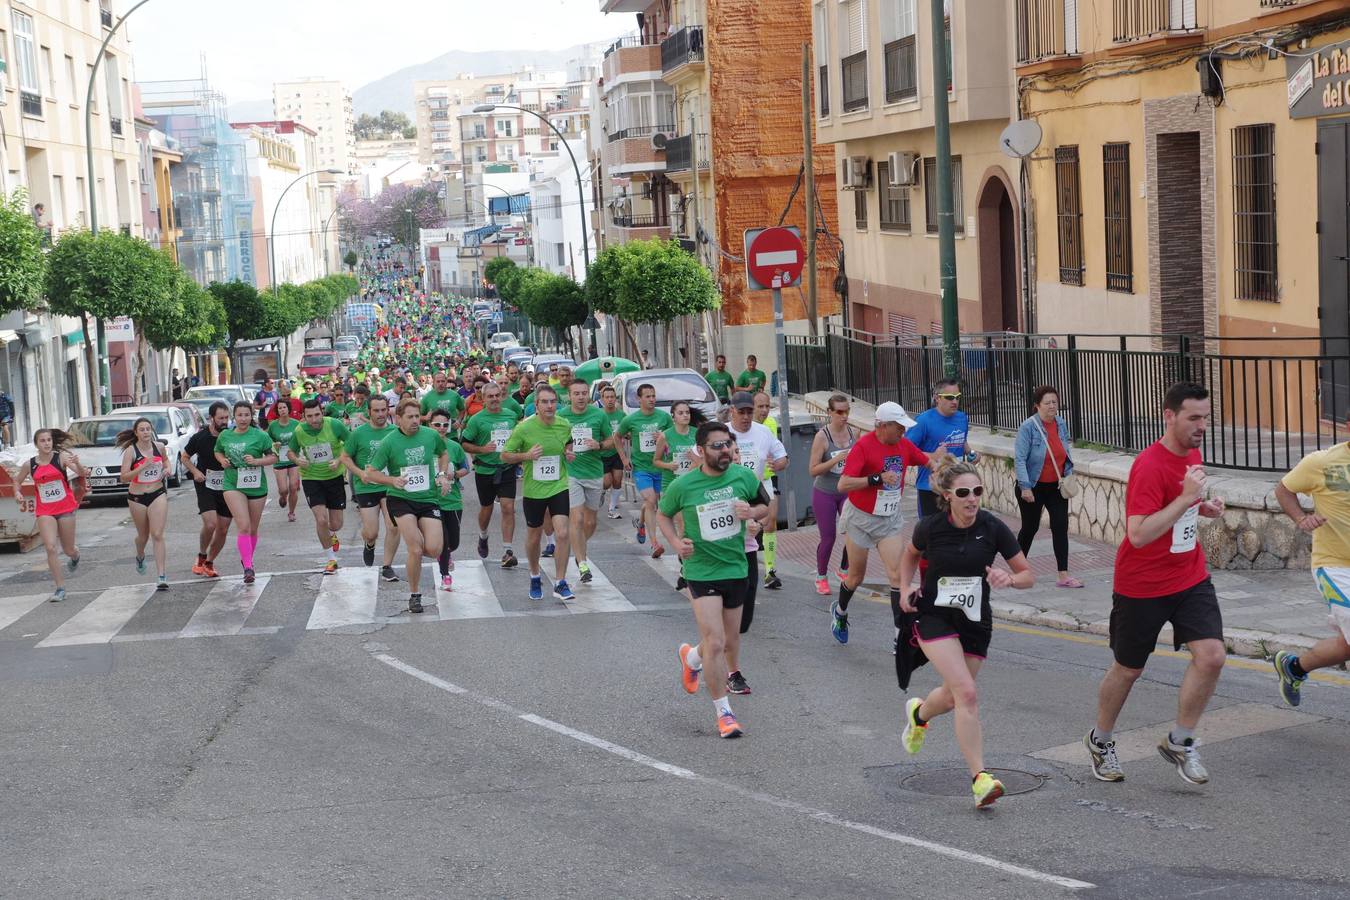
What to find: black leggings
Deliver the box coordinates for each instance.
[740,550,759,634]
[438,509,462,577]
[1017,481,1070,572]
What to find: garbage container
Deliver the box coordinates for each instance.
[773,412,820,528]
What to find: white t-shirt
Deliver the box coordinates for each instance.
[729,421,786,552]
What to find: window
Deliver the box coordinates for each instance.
[556,244,566,266]
[814,1,830,117]
[1113,0,1197,42]
[12,11,42,117]
[1103,142,1132,293]
[86,63,97,112]
[923,156,964,234]
[876,161,911,232]
[41,46,53,96]
[105,53,123,136]
[64,55,76,99]
[882,0,917,104]
[854,189,867,230]
[1232,124,1277,301]
[1015,0,1079,63]
[839,0,868,112]
[1054,146,1084,286]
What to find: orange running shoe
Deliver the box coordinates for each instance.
[202,561,220,578]
[192,559,207,576]
[717,712,744,739]
[678,643,700,694]
[324,559,339,575]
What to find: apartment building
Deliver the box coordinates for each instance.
[231,120,325,288]
[415,73,520,170]
[273,77,355,174]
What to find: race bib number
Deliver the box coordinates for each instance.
[205,470,225,491]
[237,467,262,489]
[533,455,561,482]
[136,462,163,484]
[402,464,430,493]
[696,499,739,541]
[935,576,982,622]
[676,450,695,474]
[1171,505,1199,554]
[306,443,334,465]
[571,426,592,453]
[491,428,511,452]
[38,479,68,504]
[639,430,658,454]
[831,452,847,475]
[738,443,760,473]
[875,487,901,517]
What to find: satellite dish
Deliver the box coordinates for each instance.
[999,120,1043,159]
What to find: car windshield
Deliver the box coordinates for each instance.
[493,333,515,343]
[624,374,714,407]
[68,416,170,446]
[188,387,240,400]
[335,340,358,350]
[303,354,336,366]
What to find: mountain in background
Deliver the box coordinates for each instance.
[227,97,276,121]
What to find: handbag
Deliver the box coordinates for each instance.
[1034,417,1080,499]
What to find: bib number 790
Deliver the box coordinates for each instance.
[934,576,982,622]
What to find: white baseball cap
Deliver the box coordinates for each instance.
[875,401,917,428]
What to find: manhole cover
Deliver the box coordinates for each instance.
[899,767,1045,798]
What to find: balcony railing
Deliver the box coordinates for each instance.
[1016,0,1080,64]
[1258,0,1301,5]
[661,27,705,74]
[20,91,42,118]
[604,33,654,58]
[1112,0,1198,42]
[612,213,670,228]
[665,133,710,173]
[606,124,674,143]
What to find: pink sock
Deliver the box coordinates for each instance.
[238,534,254,569]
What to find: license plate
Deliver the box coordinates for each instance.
[90,477,118,487]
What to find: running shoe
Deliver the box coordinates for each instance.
[727,671,751,695]
[363,542,376,567]
[675,575,688,592]
[330,535,340,553]
[1158,735,1209,785]
[49,587,66,603]
[477,535,489,559]
[542,542,555,558]
[651,544,665,560]
[553,580,575,600]
[830,602,849,644]
[203,561,220,578]
[837,568,849,583]
[287,510,296,523]
[764,569,782,590]
[578,562,593,584]
[606,509,622,520]
[156,577,169,592]
[528,575,544,601]
[972,771,1004,808]
[380,565,400,583]
[1084,731,1124,782]
[67,554,80,574]
[902,698,928,755]
[135,555,146,575]
[678,643,701,694]
[441,574,452,590]
[243,567,256,585]
[324,559,339,575]
[501,549,518,569]
[1274,650,1306,707]
[408,593,424,614]
[814,577,830,596]
[192,559,208,576]
[717,712,744,739]
[636,521,647,544]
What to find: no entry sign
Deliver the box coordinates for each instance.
[743,226,805,291]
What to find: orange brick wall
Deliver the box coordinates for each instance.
[707,0,841,327]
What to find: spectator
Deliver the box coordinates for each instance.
[0,388,14,448]
[266,380,304,423]
[1013,385,1082,589]
[170,368,185,401]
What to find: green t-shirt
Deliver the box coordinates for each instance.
[504,415,574,500]
[660,425,699,490]
[214,427,273,498]
[502,395,524,418]
[658,465,765,582]
[300,392,317,403]
[559,405,613,481]
[736,369,767,392]
[287,417,350,481]
[617,409,674,474]
[347,402,371,427]
[345,422,398,495]
[600,407,625,459]
[324,401,350,420]
[461,408,523,473]
[437,440,469,512]
[370,426,447,504]
[705,369,735,403]
[267,419,300,469]
[420,389,465,420]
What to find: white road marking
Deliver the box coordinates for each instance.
[0,593,52,632]
[567,563,638,614]
[36,584,156,647]
[180,576,271,638]
[306,566,380,630]
[371,651,1094,891]
[434,560,505,620]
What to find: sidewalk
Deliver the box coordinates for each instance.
[772,506,1331,660]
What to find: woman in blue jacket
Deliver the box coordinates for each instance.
[1014,385,1082,588]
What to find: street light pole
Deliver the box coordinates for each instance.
[929,0,960,379]
[269,168,343,290]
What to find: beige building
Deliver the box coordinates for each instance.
[273,77,355,174]
[414,73,517,171]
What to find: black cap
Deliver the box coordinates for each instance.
[731,391,755,409]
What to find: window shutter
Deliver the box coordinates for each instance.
[848,0,866,55]
[1063,0,1079,54]
[1170,0,1196,30]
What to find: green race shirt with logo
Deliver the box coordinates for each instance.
[214,427,274,498]
[287,417,350,481]
[267,419,300,469]
[736,369,767,392]
[660,425,699,490]
[461,408,523,473]
[559,405,613,481]
[420,389,465,420]
[369,426,448,504]
[617,409,674,474]
[345,422,398,495]
[437,440,470,512]
[600,407,625,460]
[658,465,764,582]
[705,369,734,403]
[504,415,574,500]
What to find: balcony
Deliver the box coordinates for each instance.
[1016,0,1081,65]
[610,212,672,244]
[661,27,705,79]
[1112,0,1200,42]
[665,133,709,175]
[602,39,661,86]
[602,126,672,174]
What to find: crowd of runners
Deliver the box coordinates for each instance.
[15,248,1350,810]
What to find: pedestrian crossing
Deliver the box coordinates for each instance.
[5,559,683,651]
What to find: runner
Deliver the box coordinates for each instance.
[751,391,788,589]
[420,370,465,426]
[428,409,470,590]
[324,385,350,421]
[727,392,786,599]
[616,383,674,557]
[1085,382,1226,785]
[267,400,301,522]
[501,384,576,601]
[341,394,402,582]
[365,399,449,613]
[735,355,767,394]
[286,398,351,575]
[14,428,85,601]
[559,379,614,585]
[599,384,626,520]
[117,417,171,591]
[214,401,277,584]
[897,460,1034,808]
[1271,445,1350,707]
[904,379,972,517]
[808,394,858,595]
[705,354,735,411]
[460,382,523,569]
[831,402,942,644]
[662,422,771,738]
[181,401,232,578]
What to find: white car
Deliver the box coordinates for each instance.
[596,369,721,422]
[488,332,519,352]
[66,406,199,496]
[185,384,255,406]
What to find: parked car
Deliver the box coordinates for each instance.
[502,347,533,368]
[66,406,198,497]
[488,332,518,353]
[185,384,254,405]
[594,368,720,422]
[527,355,577,376]
[298,350,339,377]
[180,396,221,423]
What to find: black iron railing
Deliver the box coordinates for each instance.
[665,133,709,173]
[785,327,1350,472]
[612,213,670,228]
[662,27,705,73]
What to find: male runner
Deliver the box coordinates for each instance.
[750,391,788,589]
[735,355,767,394]
[705,354,735,409]
[181,401,232,578]
[1085,382,1226,785]
[905,378,972,516]
[501,384,576,601]
[286,398,351,574]
[662,422,771,739]
[599,384,627,520]
[616,384,674,556]
[324,385,351,421]
[460,382,523,568]
[728,392,787,614]
[560,379,614,584]
[420,370,465,425]
[342,394,402,582]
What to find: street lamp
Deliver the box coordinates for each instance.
[269,168,343,290]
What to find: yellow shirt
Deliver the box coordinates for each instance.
[1282,442,1350,569]
[759,416,779,481]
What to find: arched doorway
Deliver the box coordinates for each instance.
[976,170,1021,333]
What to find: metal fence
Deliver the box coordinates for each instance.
[785,328,1350,472]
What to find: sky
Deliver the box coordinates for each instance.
[128,0,627,103]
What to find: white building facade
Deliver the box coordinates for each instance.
[273,77,355,175]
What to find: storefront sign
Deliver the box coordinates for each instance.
[106,317,135,343]
[1288,38,1350,119]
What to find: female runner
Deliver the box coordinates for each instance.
[267,400,301,521]
[215,401,277,583]
[117,417,171,590]
[15,428,86,601]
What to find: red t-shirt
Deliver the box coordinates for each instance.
[1113,441,1208,598]
[267,398,304,423]
[1038,418,1068,483]
[842,431,929,515]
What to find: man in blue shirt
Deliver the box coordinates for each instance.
[904,378,971,517]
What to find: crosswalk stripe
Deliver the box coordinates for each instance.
[568,563,638,614]
[0,593,52,633]
[307,566,380,630]
[643,551,683,589]
[180,576,271,638]
[36,584,156,648]
[435,560,505,620]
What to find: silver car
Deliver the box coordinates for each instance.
[66,406,198,496]
[601,369,721,422]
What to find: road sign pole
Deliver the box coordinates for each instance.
[772,276,796,533]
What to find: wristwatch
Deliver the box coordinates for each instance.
[868,473,883,487]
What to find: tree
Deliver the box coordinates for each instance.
[343,250,358,271]
[483,256,517,288]
[518,270,589,358]
[583,244,624,316]
[355,110,416,141]
[211,280,265,353]
[141,271,227,398]
[615,239,718,325]
[0,189,46,315]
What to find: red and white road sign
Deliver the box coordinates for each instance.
[743,226,805,291]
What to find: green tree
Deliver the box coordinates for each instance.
[210,280,265,353]
[615,239,718,325]
[0,189,46,314]
[583,244,624,317]
[343,250,358,271]
[518,270,589,357]
[483,256,517,288]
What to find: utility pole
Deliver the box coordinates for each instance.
[802,43,818,338]
[930,0,959,379]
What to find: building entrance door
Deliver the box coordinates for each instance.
[1319,119,1350,421]
[977,174,1020,333]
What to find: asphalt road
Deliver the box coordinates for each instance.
[3,479,1349,898]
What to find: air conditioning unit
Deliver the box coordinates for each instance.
[650,131,672,150]
[888,151,919,186]
[842,156,870,190]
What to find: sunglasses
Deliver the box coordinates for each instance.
[937,393,961,401]
[705,439,734,450]
[949,486,984,498]
[430,422,450,429]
